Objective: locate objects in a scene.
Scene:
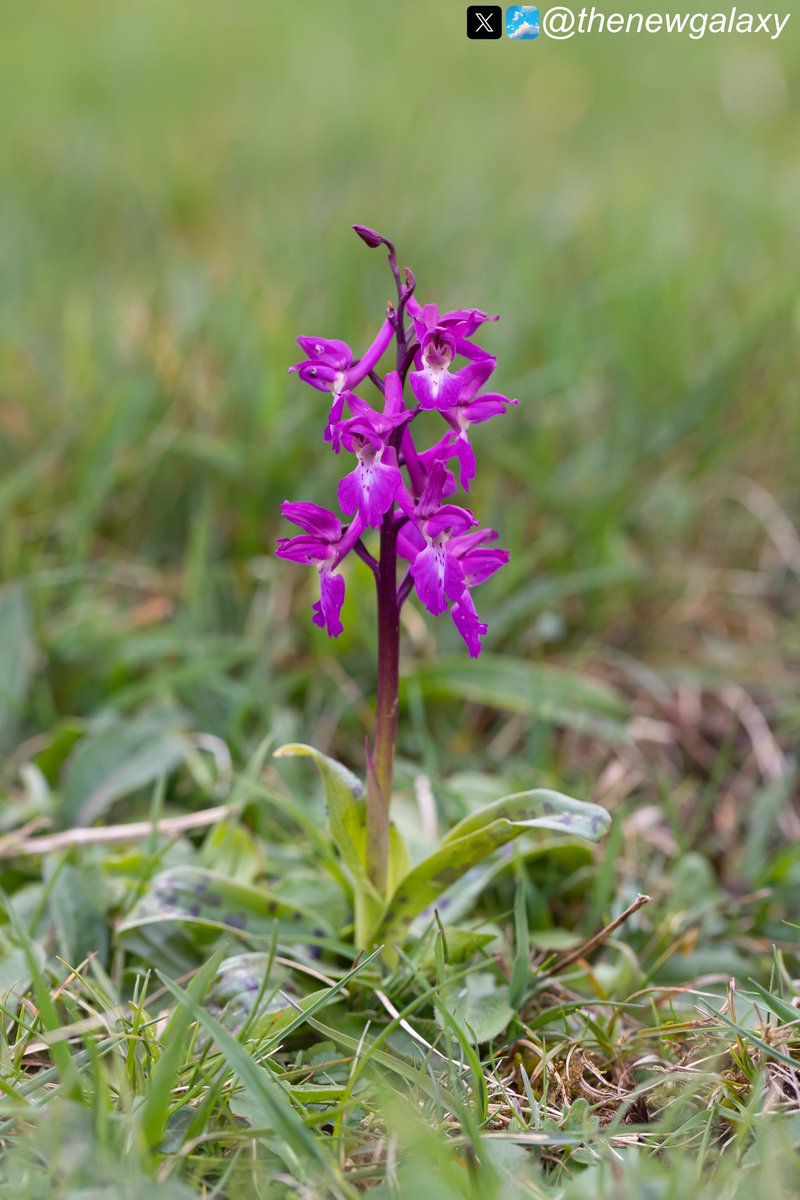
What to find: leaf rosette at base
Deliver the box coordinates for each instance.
[275,743,610,952]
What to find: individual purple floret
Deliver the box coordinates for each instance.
[275,502,363,637]
[397,520,508,657]
[398,462,477,617]
[336,373,411,528]
[449,528,510,656]
[277,226,516,657]
[290,320,393,446]
[436,359,519,490]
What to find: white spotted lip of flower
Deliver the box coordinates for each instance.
[338,437,402,530]
[336,374,411,529]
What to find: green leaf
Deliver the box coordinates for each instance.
[407,654,631,741]
[376,790,610,945]
[444,788,611,845]
[305,1016,463,1109]
[415,840,594,930]
[268,870,348,935]
[229,1081,346,1127]
[0,888,81,1098]
[0,927,45,1005]
[275,743,409,944]
[207,951,293,1033]
[0,585,36,753]
[59,711,188,828]
[198,821,264,885]
[118,865,336,944]
[375,821,531,944]
[417,927,498,970]
[440,971,515,1045]
[47,862,109,967]
[274,743,369,879]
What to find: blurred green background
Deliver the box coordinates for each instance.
[1,0,798,772]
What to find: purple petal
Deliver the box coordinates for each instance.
[461,395,515,424]
[325,391,349,452]
[345,318,394,388]
[295,337,352,369]
[275,534,328,564]
[294,362,341,393]
[451,592,488,658]
[397,522,425,561]
[460,545,509,586]
[450,527,500,556]
[312,569,346,638]
[456,337,497,362]
[425,504,477,538]
[409,366,462,411]
[339,413,409,454]
[334,512,365,565]
[338,450,402,528]
[383,370,404,416]
[411,304,439,340]
[438,308,499,338]
[453,358,496,404]
[416,461,449,518]
[411,542,464,616]
[417,438,459,497]
[280,502,341,541]
[345,394,380,422]
[452,435,476,491]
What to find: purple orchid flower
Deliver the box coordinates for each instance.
[398,521,508,655]
[290,320,394,446]
[398,463,477,616]
[438,359,519,490]
[275,501,363,637]
[407,328,466,411]
[337,372,411,528]
[406,299,500,413]
[407,298,498,359]
[410,361,517,491]
[448,527,509,653]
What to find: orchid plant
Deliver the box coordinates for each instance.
[274,227,610,952]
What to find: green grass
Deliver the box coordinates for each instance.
[1,1,799,1195]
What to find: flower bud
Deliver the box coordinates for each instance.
[352,225,388,249]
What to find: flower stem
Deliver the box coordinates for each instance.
[366,516,400,897]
